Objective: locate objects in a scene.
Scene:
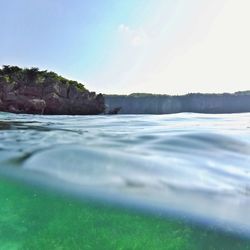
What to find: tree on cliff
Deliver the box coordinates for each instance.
[24,67,40,83]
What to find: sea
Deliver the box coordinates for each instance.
[0,112,250,250]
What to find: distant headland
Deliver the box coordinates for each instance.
[0,65,105,115]
[105,92,250,114]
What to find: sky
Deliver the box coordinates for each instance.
[0,0,250,95]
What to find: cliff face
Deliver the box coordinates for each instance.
[105,92,250,114]
[0,66,105,115]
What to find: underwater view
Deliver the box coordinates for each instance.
[0,112,250,249]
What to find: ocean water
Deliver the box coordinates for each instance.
[0,112,250,249]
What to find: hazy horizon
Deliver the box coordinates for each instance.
[1,0,250,95]
[105,90,250,96]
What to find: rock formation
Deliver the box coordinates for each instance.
[0,66,105,115]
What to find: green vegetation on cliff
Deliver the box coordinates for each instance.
[0,65,86,91]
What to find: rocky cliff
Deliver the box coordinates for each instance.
[105,92,250,114]
[0,66,105,115]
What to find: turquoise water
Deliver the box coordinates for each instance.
[0,112,250,249]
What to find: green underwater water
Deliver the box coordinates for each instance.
[0,177,250,250]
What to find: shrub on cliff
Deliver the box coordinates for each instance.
[0,65,86,92]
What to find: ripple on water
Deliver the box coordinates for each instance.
[0,112,250,236]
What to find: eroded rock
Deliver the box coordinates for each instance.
[0,73,105,115]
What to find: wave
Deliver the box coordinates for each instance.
[0,112,250,236]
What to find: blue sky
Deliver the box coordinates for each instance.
[1,0,250,94]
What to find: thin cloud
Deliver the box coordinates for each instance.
[118,24,146,46]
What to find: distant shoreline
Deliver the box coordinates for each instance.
[105,91,250,114]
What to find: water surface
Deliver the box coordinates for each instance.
[0,112,250,249]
